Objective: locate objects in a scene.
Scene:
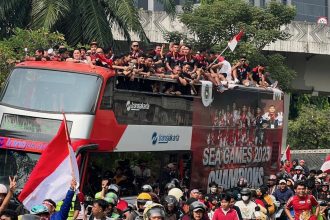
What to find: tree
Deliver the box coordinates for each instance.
[168,0,296,91]
[288,105,330,149]
[0,28,67,85]
[0,0,176,48]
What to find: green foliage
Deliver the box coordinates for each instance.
[288,105,330,149]
[0,0,176,48]
[0,28,66,86]
[289,94,330,119]
[164,0,296,91]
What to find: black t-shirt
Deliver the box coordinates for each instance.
[181,55,196,69]
[177,72,192,95]
[165,52,182,69]
[237,64,251,80]
[149,51,163,63]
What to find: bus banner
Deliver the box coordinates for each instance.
[191,90,283,192]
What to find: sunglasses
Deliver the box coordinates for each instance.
[132,45,139,47]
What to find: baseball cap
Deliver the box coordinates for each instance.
[279,179,286,184]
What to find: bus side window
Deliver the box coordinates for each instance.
[100,78,114,110]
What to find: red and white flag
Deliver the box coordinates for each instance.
[18,118,79,210]
[228,31,244,52]
[281,145,291,162]
[321,154,330,173]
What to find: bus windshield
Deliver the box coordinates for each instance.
[0,149,40,190]
[0,68,102,113]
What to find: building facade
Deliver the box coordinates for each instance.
[136,0,330,24]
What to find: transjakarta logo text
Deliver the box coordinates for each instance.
[152,132,180,145]
[126,101,150,111]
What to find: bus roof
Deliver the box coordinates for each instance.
[15,61,115,78]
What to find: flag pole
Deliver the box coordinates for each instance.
[210,45,229,66]
[62,112,75,177]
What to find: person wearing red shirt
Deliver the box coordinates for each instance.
[285,181,319,220]
[212,194,239,220]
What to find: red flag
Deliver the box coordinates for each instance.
[228,31,244,52]
[18,118,79,210]
[321,154,330,173]
[281,145,291,162]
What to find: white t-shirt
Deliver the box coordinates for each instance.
[218,60,232,80]
[235,200,257,219]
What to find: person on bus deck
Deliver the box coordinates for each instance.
[25,48,47,61]
[181,45,197,74]
[285,181,319,220]
[209,56,231,92]
[89,41,98,55]
[249,64,268,87]
[0,176,17,213]
[178,64,194,95]
[165,43,181,73]
[139,56,156,89]
[163,66,182,95]
[149,44,165,65]
[66,49,87,63]
[80,47,87,60]
[129,42,143,59]
[0,209,18,220]
[231,55,251,86]
[212,194,239,220]
[93,48,113,68]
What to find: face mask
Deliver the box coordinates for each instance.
[210,187,217,193]
[242,196,250,201]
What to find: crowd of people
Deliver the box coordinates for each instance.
[0,158,330,220]
[25,41,278,94]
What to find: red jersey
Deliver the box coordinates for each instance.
[286,194,318,220]
[212,208,239,220]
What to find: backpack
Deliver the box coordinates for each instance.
[262,195,276,216]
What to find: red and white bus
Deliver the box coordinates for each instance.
[0,61,284,196]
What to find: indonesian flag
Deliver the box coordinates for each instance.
[321,154,330,173]
[228,31,244,52]
[18,117,79,210]
[281,145,291,162]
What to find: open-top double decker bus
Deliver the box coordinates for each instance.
[0,61,284,196]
